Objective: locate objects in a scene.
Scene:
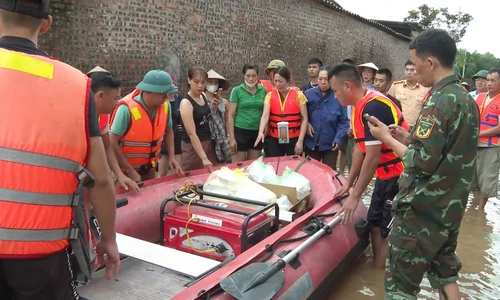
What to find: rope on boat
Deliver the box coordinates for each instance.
[174,180,217,254]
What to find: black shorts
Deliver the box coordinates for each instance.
[235,127,262,152]
[160,125,182,155]
[368,176,399,238]
[0,249,81,300]
[266,137,298,157]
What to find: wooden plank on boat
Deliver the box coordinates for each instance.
[78,258,190,299]
[116,233,220,278]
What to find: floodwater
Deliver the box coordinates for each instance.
[329,177,500,300]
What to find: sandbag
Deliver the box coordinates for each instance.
[279,167,311,201]
[203,167,277,210]
[246,156,279,184]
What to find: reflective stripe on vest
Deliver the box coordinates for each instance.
[0,49,89,258]
[476,92,500,146]
[352,90,409,180]
[268,88,302,139]
[109,89,168,172]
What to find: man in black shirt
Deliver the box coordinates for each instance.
[0,1,119,299]
[374,68,403,112]
[301,57,324,91]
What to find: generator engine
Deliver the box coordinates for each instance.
[163,198,278,261]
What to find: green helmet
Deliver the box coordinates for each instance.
[472,70,489,80]
[265,59,286,76]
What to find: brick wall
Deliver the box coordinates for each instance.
[39,0,411,94]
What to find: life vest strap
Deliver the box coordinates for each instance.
[0,227,79,241]
[0,146,84,173]
[0,188,76,206]
[270,112,301,117]
[120,136,164,148]
[269,124,302,130]
[378,157,401,168]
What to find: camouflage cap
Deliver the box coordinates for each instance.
[265,59,286,76]
[472,70,488,80]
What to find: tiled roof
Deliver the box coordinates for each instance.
[317,0,413,41]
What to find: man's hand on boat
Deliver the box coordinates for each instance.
[333,184,350,200]
[337,193,360,225]
[95,237,121,280]
[127,168,142,183]
[169,157,184,175]
[115,173,141,192]
[202,157,214,172]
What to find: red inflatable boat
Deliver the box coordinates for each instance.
[78,156,369,300]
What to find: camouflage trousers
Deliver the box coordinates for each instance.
[384,208,462,299]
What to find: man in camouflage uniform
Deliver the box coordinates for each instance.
[367,29,480,300]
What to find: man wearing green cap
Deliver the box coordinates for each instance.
[110,70,182,182]
[259,59,286,92]
[470,70,488,100]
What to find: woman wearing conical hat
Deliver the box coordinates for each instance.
[357,62,378,91]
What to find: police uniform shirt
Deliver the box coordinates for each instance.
[388,80,429,126]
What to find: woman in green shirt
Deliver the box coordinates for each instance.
[226,64,268,162]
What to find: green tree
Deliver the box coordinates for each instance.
[456,49,500,79]
[404,5,473,43]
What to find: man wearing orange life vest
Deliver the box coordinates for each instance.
[87,67,140,192]
[0,1,119,299]
[330,63,409,269]
[110,70,182,182]
[471,68,500,210]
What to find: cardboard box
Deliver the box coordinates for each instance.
[258,182,309,213]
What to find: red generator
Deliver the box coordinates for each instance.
[160,189,280,261]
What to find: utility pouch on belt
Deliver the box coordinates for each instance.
[71,169,95,285]
[277,121,290,144]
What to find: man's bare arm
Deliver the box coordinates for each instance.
[86,136,116,242]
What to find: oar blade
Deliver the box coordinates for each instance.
[220,263,285,300]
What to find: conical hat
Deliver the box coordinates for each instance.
[87,66,110,75]
[357,62,379,71]
[207,69,231,91]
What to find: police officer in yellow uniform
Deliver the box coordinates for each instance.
[388,60,429,128]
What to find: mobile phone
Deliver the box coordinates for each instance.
[364,113,377,127]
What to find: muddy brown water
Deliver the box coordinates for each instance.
[328,177,500,300]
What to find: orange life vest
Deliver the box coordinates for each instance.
[0,49,90,258]
[99,113,110,132]
[259,79,273,93]
[352,91,409,180]
[268,88,302,139]
[476,92,500,146]
[109,89,168,172]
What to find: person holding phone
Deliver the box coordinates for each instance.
[204,69,233,164]
[330,63,409,270]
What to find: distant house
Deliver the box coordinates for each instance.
[370,20,423,39]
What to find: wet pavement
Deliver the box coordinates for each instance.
[329,178,500,299]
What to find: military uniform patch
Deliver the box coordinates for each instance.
[415,116,435,139]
